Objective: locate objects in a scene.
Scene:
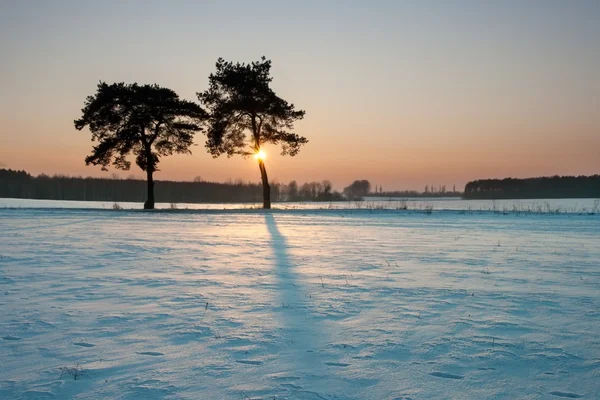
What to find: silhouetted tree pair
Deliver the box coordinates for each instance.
[75,57,307,209]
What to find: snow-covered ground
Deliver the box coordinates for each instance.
[1,197,599,214]
[1,207,599,399]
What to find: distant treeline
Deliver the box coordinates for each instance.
[368,184,462,198]
[368,190,462,198]
[463,175,600,199]
[1,169,463,203]
[0,169,347,203]
[0,169,265,203]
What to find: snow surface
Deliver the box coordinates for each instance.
[1,207,599,399]
[1,197,599,214]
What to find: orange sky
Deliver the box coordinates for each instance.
[1,1,599,191]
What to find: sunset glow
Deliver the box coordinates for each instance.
[0,1,598,191]
[254,149,266,161]
[0,2,599,399]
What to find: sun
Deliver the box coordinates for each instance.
[254,149,267,160]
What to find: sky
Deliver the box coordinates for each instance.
[1,0,599,191]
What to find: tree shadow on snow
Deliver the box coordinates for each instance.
[263,213,328,376]
[264,213,306,317]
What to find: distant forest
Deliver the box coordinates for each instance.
[368,183,462,198]
[6,169,595,204]
[0,169,468,204]
[463,175,600,199]
[0,169,351,203]
[0,169,461,204]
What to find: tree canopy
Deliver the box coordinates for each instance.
[197,57,307,208]
[343,180,372,200]
[74,82,206,208]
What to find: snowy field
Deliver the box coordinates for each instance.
[1,207,599,399]
[2,197,599,214]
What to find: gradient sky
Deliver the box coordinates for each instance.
[1,0,599,191]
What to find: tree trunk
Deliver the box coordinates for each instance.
[258,159,271,209]
[144,168,155,210]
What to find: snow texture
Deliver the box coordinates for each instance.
[1,206,599,399]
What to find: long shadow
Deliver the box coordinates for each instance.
[264,213,306,320]
[264,213,295,286]
[263,213,328,377]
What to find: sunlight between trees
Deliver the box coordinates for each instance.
[74,57,307,210]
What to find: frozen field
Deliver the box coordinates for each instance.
[1,207,599,399]
[1,197,599,214]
